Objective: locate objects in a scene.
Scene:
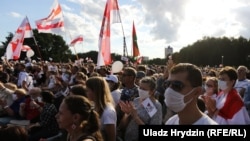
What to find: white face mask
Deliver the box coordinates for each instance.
[37,96,42,102]
[138,88,150,100]
[218,80,227,91]
[12,94,18,101]
[164,88,194,113]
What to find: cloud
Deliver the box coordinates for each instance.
[9,12,22,18]
[62,0,250,59]
[137,0,189,43]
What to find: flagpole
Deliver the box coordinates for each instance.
[61,11,79,60]
[72,45,79,60]
[117,6,128,58]
[32,36,43,61]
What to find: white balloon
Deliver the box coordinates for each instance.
[26,49,35,58]
[112,61,123,73]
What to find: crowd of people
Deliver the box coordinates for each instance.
[0,58,249,141]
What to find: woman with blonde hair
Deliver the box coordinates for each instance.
[86,77,116,141]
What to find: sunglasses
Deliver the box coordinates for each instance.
[165,80,185,92]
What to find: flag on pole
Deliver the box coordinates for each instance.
[110,0,121,23]
[35,0,64,35]
[97,0,121,67]
[132,21,141,64]
[6,16,32,60]
[16,16,33,38]
[70,35,83,46]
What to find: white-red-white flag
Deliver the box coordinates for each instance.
[70,35,83,46]
[110,0,121,23]
[6,25,25,60]
[97,0,121,67]
[35,0,64,35]
[16,16,33,38]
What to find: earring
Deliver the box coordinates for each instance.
[71,123,76,130]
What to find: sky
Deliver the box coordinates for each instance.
[1,0,250,59]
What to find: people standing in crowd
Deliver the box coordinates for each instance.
[206,66,250,124]
[0,88,27,126]
[105,74,121,106]
[118,77,162,141]
[55,95,103,141]
[28,90,59,141]
[68,66,79,86]
[33,65,46,87]
[17,63,33,91]
[164,63,218,125]
[135,71,145,86]
[117,67,139,125]
[19,87,43,123]
[156,59,175,124]
[87,63,95,78]
[86,77,116,141]
[0,63,10,83]
[244,84,250,117]
[69,84,87,97]
[59,64,72,87]
[201,76,218,99]
[201,76,218,115]
[0,82,16,117]
[74,72,88,86]
[234,65,250,98]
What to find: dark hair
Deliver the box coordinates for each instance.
[140,77,156,91]
[207,69,217,77]
[123,67,137,78]
[41,90,55,103]
[63,95,103,141]
[0,126,28,141]
[80,66,88,75]
[170,63,202,87]
[137,65,146,72]
[111,81,121,92]
[70,84,87,97]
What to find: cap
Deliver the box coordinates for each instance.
[105,75,118,83]
[136,71,146,78]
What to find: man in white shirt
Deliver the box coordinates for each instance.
[234,65,250,98]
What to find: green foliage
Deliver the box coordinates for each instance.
[176,36,250,68]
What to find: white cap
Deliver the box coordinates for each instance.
[105,75,118,83]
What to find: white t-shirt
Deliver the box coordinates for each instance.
[234,79,250,95]
[165,114,218,125]
[17,71,33,89]
[111,89,121,106]
[100,103,117,128]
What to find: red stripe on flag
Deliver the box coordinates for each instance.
[70,35,83,46]
[36,21,64,30]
